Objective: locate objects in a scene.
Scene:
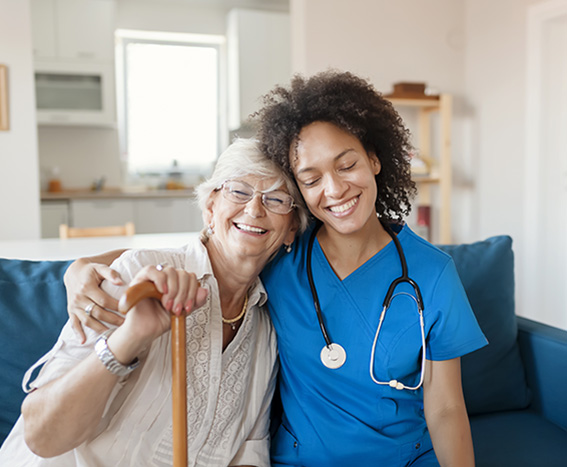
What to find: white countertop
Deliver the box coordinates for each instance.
[0,232,200,261]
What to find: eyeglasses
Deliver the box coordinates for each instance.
[219,180,296,215]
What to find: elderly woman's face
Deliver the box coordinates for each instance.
[206,175,298,263]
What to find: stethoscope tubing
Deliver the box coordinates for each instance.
[306,223,333,348]
[307,221,427,389]
[369,293,426,391]
[381,223,425,311]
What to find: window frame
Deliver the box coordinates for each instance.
[115,29,226,176]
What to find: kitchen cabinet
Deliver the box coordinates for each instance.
[34,61,116,126]
[30,0,116,126]
[57,0,115,61]
[386,94,453,243]
[134,198,202,234]
[227,8,291,130]
[41,193,202,238]
[30,0,115,62]
[41,200,70,238]
[70,199,135,229]
[30,0,57,59]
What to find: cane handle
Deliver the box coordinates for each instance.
[118,281,163,313]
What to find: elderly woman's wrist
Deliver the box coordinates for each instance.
[105,327,144,367]
[95,329,140,377]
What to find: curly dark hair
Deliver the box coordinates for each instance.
[254,70,416,222]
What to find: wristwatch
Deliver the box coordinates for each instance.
[95,330,139,377]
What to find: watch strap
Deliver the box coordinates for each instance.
[95,330,139,377]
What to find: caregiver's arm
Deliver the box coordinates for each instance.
[65,250,128,342]
[423,357,475,467]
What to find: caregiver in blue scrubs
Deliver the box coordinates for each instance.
[65,71,486,466]
[255,70,487,466]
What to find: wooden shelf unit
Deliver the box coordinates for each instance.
[387,94,453,243]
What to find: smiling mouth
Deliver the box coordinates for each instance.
[235,223,268,234]
[328,197,359,213]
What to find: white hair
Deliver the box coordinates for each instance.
[195,138,310,234]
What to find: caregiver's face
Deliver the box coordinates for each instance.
[290,121,381,236]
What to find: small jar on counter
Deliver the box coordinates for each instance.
[48,167,62,192]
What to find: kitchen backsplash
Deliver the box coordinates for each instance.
[39,125,124,191]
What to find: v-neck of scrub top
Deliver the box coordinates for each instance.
[310,227,406,341]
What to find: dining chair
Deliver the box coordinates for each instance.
[59,222,136,239]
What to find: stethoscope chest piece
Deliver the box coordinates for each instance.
[320,343,347,369]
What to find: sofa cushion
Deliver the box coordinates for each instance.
[439,236,532,415]
[470,409,567,467]
[0,259,72,446]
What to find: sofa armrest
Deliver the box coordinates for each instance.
[517,316,567,430]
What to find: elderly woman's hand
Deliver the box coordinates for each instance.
[119,265,208,347]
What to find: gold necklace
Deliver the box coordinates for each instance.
[222,294,248,331]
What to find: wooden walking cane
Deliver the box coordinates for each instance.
[118,282,187,467]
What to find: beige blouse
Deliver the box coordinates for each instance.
[0,240,278,466]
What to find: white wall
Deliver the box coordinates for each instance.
[464,0,545,322]
[464,0,567,330]
[464,0,542,239]
[291,0,465,93]
[117,0,227,34]
[0,0,41,240]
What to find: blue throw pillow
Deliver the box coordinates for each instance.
[439,236,532,415]
[0,259,72,446]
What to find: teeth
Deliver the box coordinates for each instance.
[236,223,267,234]
[328,198,358,213]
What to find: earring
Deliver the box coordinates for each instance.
[284,243,292,253]
[206,224,214,236]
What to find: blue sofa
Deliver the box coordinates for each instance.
[1,236,566,466]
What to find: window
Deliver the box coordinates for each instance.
[116,30,224,176]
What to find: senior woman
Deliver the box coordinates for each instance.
[0,138,308,467]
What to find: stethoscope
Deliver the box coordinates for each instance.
[306,222,427,390]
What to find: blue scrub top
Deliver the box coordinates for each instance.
[261,224,487,466]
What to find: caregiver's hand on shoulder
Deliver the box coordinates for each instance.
[65,257,125,343]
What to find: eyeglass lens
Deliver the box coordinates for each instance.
[222,180,294,214]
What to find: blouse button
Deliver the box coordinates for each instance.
[293,442,298,448]
[415,443,421,450]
